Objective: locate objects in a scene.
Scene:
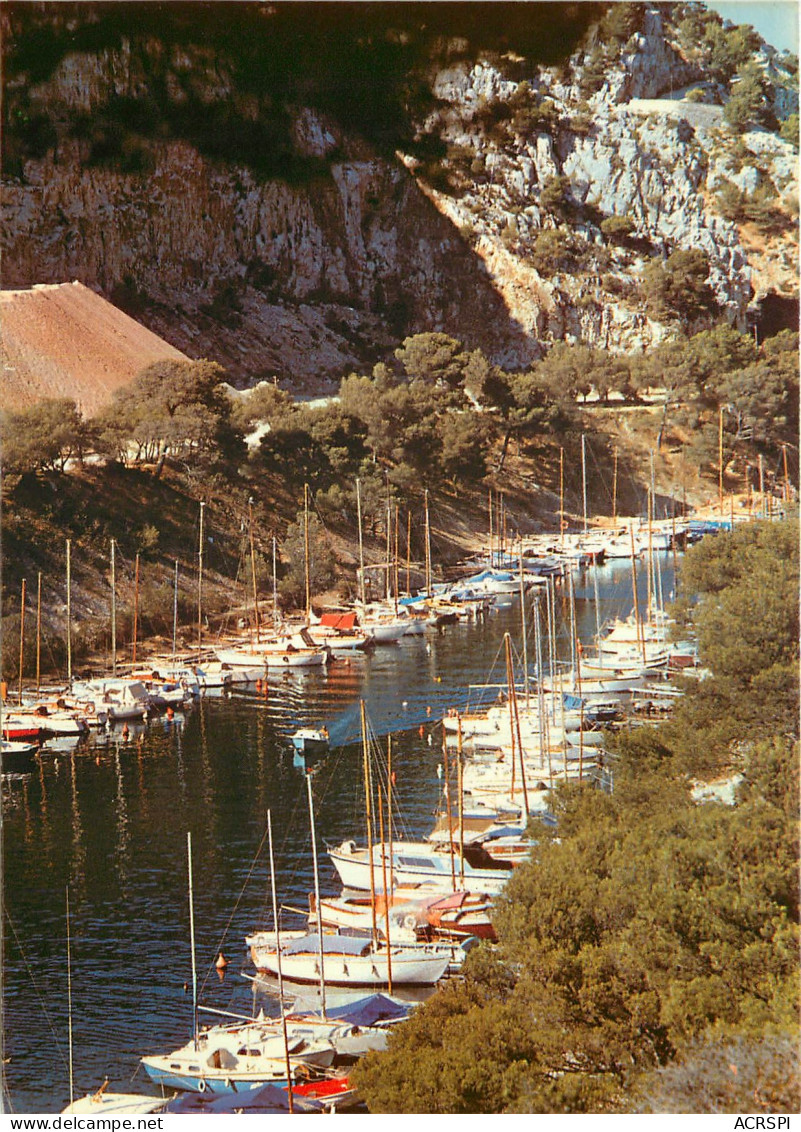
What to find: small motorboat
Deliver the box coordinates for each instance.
[1,739,39,774]
[141,1027,336,1095]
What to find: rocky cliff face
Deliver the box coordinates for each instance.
[2,4,797,387]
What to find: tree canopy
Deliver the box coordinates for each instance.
[0,398,88,474]
[96,358,243,467]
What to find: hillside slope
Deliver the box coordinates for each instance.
[0,280,188,414]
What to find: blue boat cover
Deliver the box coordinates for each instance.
[322,992,412,1026]
[483,825,527,841]
[282,933,371,957]
[166,1084,320,1113]
[562,693,583,710]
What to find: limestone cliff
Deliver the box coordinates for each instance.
[2,3,797,387]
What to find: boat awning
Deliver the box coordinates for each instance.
[320,612,357,630]
[166,1084,320,1114]
[323,993,412,1026]
[282,933,370,957]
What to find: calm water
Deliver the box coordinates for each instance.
[1,558,674,1113]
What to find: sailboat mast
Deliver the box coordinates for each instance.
[132,552,140,667]
[385,495,391,605]
[266,811,294,1113]
[504,634,516,802]
[36,572,42,696]
[303,483,311,622]
[569,570,581,701]
[559,448,565,550]
[424,490,432,597]
[110,540,117,676]
[718,406,724,515]
[504,633,529,815]
[612,446,618,526]
[387,735,394,896]
[629,527,646,665]
[581,433,588,534]
[518,549,529,709]
[66,539,72,685]
[272,537,279,627]
[197,501,205,658]
[18,578,25,706]
[405,510,411,597]
[488,488,493,568]
[376,774,393,993]
[442,729,456,893]
[187,831,199,1050]
[172,561,179,661]
[360,700,379,944]
[646,483,653,625]
[457,717,465,885]
[356,478,366,606]
[393,504,399,616]
[305,773,327,1017]
[533,598,552,791]
[248,497,260,642]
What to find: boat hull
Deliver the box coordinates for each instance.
[248,944,449,987]
[142,1062,292,1096]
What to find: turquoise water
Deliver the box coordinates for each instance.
[1,558,674,1113]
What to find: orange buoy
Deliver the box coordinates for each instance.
[215,951,228,971]
[418,725,425,738]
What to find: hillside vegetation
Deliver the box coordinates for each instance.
[1,324,797,680]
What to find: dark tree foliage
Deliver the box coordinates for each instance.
[641,248,719,323]
[96,358,243,468]
[724,61,777,132]
[662,519,799,774]
[0,398,89,474]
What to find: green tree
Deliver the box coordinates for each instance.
[530,229,575,274]
[641,248,719,323]
[394,333,470,390]
[0,398,88,473]
[437,412,491,482]
[779,112,799,149]
[724,61,775,132]
[229,381,293,433]
[600,214,636,245]
[100,358,243,467]
[665,519,800,774]
[539,174,574,220]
